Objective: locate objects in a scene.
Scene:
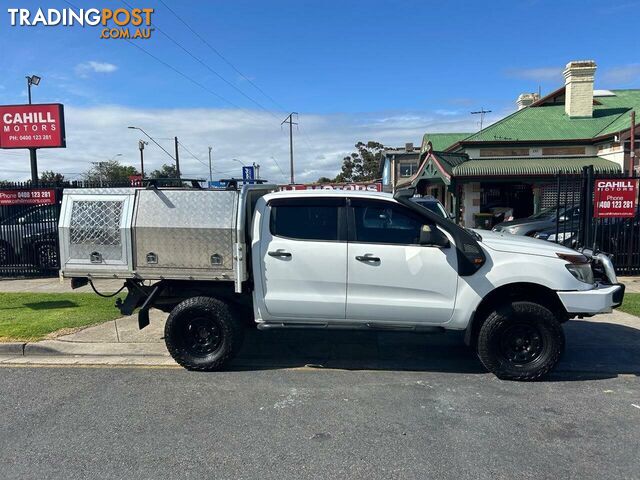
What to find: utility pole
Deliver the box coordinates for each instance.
[630,111,636,177]
[281,112,298,184]
[138,140,148,178]
[471,108,492,132]
[208,146,213,182]
[174,136,181,179]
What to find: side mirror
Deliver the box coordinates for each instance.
[419,224,450,248]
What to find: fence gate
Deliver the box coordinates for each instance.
[0,187,62,277]
[552,167,640,275]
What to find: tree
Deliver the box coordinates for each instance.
[40,170,65,183]
[316,176,333,184]
[150,163,177,179]
[334,141,385,183]
[84,160,139,183]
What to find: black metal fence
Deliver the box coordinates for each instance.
[550,167,640,275]
[0,181,130,278]
[1,173,639,278]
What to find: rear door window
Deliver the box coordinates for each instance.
[269,197,345,241]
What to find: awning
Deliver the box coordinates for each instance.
[452,156,621,177]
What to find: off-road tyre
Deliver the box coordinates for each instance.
[477,301,565,381]
[165,296,244,371]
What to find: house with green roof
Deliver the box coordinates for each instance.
[380,134,470,192]
[393,60,639,227]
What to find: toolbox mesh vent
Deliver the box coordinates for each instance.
[70,200,123,246]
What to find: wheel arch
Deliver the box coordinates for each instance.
[464,282,567,347]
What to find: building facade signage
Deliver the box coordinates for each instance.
[280,183,383,192]
[593,179,638,218]
[0,104,66,149]
[0,188,56,206]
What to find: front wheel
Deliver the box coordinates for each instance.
[165,296,244,371]
[477,301,565,381]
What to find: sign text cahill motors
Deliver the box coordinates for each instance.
[7,7,154,39]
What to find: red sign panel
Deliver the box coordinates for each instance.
[129,175,143,187]
[0,189,56,206]
[280,182,383,192]
[0,103,66,149]
[594,179,638,218]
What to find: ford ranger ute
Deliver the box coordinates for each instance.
[58,183,624,380]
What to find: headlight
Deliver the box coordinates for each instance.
[565,264,594,284]
[505,226,518,234]
[557,252,594,284]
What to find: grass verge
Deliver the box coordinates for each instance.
[0,292,123,342]
[618,292,640,318]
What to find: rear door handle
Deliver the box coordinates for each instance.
[355,255,380,262]
[268,250,292,258]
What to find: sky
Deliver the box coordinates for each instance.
[0,0,639,182]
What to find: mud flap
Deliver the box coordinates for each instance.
[115,281,164,330]
[137,284,162,330]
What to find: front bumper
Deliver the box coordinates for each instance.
[557,283,625,315]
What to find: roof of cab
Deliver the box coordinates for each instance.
[264,189,394,201]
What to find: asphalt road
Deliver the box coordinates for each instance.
[1,365,639,480]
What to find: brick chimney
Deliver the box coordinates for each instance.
[516,93,540,110]
[563,60,596,118]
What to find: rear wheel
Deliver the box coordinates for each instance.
[165,296,244,371]
[477,301,565,381]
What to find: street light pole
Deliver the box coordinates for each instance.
[128,126,179,178]
[208,146,213,183]
[138,141,148,178]
[174,136,181,179]
[26,74,41,184]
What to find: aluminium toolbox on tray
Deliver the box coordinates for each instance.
[58,187,241,281]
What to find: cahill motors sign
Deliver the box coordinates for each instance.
[593,179,638,218]
[0,104,66,149]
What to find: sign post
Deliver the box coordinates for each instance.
[593,179,638,218]
[242,165,255,183]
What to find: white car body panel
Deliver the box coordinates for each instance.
[252,203,347,321]
[251,190,621,330]
[346,233,458,324]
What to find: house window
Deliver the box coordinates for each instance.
[542,146,586,156]
[399,162,418,177]
[479,148,530,157]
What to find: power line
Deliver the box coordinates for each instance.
[120,0,279,120]
[124,39,245,111]
[157,0,287,112]
[177,140,209,169]
[269,155,288,181]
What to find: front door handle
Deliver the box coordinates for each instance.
[268,250,292,258]
[355,255,380,262]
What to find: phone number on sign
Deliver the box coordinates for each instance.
[597,200,634,209]
[8,134,54,142]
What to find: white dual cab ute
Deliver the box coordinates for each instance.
[58,182,625,380]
